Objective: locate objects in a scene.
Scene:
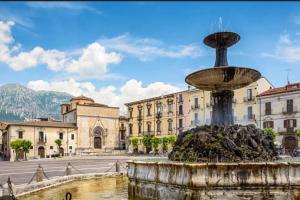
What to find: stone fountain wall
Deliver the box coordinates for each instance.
[127,161,300,200]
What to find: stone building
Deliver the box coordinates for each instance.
[1,95,125,161]
[258,82,300,154]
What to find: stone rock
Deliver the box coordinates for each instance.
[168,125,277,162]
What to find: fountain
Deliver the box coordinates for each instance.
[127,32,300,199]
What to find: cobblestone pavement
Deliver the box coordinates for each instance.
[0,155,134,185]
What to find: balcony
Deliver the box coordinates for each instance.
[137,115,143,121]
[177,111,184,116]
[244,114,255,121]
[37,139,46,145]
[191,120,201,126]
[178,99,184,104]
[282,106,297,115]
[206,102,213,107]
[243,97,255,103]
[143,131,154,136]
[191,104,200,110]
[156,112,162,119]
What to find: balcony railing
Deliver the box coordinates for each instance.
[191,120,201,126]
[178,99,184,104]
[282,106,297,115]
[191,105,200,110]
[156,112,162,118]
[37,139,46,145]
[143,131,155,136]
[206,103,213,107]
[137,115,143,121]
[244,114,255,121]
[243,97,255,102]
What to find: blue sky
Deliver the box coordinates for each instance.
[0,2,300,108]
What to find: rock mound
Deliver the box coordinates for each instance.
[169,125,277,162]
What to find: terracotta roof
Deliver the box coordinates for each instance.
[71,95,94,102]
[7,121,77,128]
[258,82,300,97]
[82,102,108,107]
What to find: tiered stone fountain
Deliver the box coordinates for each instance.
[127,32,300,200]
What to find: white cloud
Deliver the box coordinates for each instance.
[261,33,300,63]
[279,34,291,45]
[26,2,102,15]
[100,34,202,61]
[0,21,122,79]
[27,78,181,114]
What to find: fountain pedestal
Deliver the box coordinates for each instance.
[211,90,234,125]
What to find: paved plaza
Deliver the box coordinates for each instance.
[0,156,134,185]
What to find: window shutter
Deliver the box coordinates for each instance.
[284,120,287,128]
[293,119,297,128]
[270,121,274,128]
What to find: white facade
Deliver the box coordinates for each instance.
[258,83,300,153]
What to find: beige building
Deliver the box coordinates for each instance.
[1,95,126,161]
[125,77,273,152]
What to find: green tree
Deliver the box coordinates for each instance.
[168,136,176,147]
[296,130,300,138]
[21,140,32,161]
[131,138,139,153]
[162,137,169,152]
[55,139,62,155]
[10,140,22,161]
[151,137,161,153]
[142,136,152,153]
[263,128,277,141]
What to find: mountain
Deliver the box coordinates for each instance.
[0,84,73,122]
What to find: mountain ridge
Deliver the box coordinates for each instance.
[0,83,73,122]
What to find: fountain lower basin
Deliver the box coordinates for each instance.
[127,160,300,200]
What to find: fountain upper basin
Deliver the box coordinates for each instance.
[185,66,261,91]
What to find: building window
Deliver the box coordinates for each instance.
[59,132,63,140]
[263,121,274,129]
[247,89,253,100]
[157,103,162,114]
[194,98,199,108]
[71,134,74,140]
[179,105,183,115]
[138,123,142,134]
[129,108,133,118]
[194,113,199,125]
[287,99,294,113]
[18,131,23,139]
[284,119,297,128]
[120,131,125,140]
[69,146,72,150]
[178,94,183,103]
[157,120,161,132]
[129,124,133,135]
[39,131,44,142]
[147,104,151,116]
[50,146,53,150]
[168,103,173,113]
[147,122,151,132]
[247,106,253,120]
[179,119,183,129]
[265,102,271,115]
[168,119,173,131]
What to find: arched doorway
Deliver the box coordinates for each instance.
[38,146,45,158]
[18,150,24,160]
[59,147,64,156]
[93,126,104,149]
[284,136,298,155]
